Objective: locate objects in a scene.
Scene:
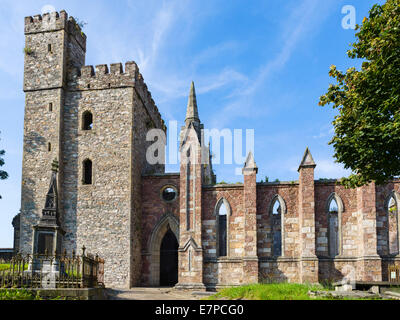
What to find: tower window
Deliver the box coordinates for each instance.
[48,142,51,152]
[48,44,52,52]
[49,103,53,112]
[83,159,92,185]
[82,111,93,130]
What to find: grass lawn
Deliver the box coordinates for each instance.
[0,264,28,272]
[206,283,385,300]
[0,264,10,272]
[0,289,42,300]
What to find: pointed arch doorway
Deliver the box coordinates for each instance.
[148,213,180,286]
[160,228,178,286]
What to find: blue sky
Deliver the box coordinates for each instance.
[0,0,384,247]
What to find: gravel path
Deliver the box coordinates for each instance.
[106,287,215,300]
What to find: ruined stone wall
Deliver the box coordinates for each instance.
[201,185,245,286]
[256,183,300,283]
[314,182,359,257]
[256,183,300,258]
[376,182,400,256]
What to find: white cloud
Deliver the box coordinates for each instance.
[314,159,351,178]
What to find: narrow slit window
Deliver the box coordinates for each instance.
[49,103,53,112]
[82,111,93,130]
[48,44,52,52]
[83,159,92,185]
[218,201,228,257]
[48,142,51,152]
[388,195,399,255]
[271,198,282,256]
[328,198,339,257]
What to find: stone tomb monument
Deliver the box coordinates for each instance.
[27,159,65,288]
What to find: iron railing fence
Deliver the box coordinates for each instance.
[388,265,400,283]
[0,246,104,289]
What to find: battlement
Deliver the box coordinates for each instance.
[25,10,86,51]
[68,61,165,131]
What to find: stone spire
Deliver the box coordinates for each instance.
[40,159,60,227]
[242,151,258,174]
[298,147,316,171]
[185,81,200,126]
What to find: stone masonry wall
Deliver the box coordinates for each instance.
[63,87,134,288]
[202,185,245,286]
[140,174,180,285]
[21,10,85,255]
[22,10,165,288]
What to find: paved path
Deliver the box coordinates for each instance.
[106,287,215,300]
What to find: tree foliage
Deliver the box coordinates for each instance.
[0,131,8,199]
[319,0,400,188]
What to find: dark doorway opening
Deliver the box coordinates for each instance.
[160,229,178,286]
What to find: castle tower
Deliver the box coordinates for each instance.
[20,10,166,288]
[176,82,206,290]
[297,148,318,283]
[21,11,86,255]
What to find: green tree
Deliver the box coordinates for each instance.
[319,0,400,188]
[0,131,8,199]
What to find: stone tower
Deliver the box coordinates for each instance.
[20,10,165,288]
[21,11,86,256]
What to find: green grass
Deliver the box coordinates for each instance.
[207,283,325,300]
[206,283,385,300]
[0,264,10,272]
[0,289,42,300]
[0,263,29,272]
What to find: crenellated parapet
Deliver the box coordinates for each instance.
[68,61,165,131]
[24,10,86,52]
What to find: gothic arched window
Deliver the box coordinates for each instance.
[387,193,399,255]
[326,193,343,258]
[83,159,92,185]
[270,195,286,257]
[82,111,93,130]
[216,198,230,257]
[328,198,339,257]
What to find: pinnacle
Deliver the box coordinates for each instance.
[242,151,258,174]
[185,81,199,123]
[298,147,316,171]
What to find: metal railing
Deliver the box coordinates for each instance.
[0,246,104,289]
[388,265,400,283]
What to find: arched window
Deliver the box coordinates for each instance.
[386,193,399,255]
[82,111,93,130]
[270,195,286,257]
[326,193,343,258]
[215,198,230,257]
[82,159,92,185]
